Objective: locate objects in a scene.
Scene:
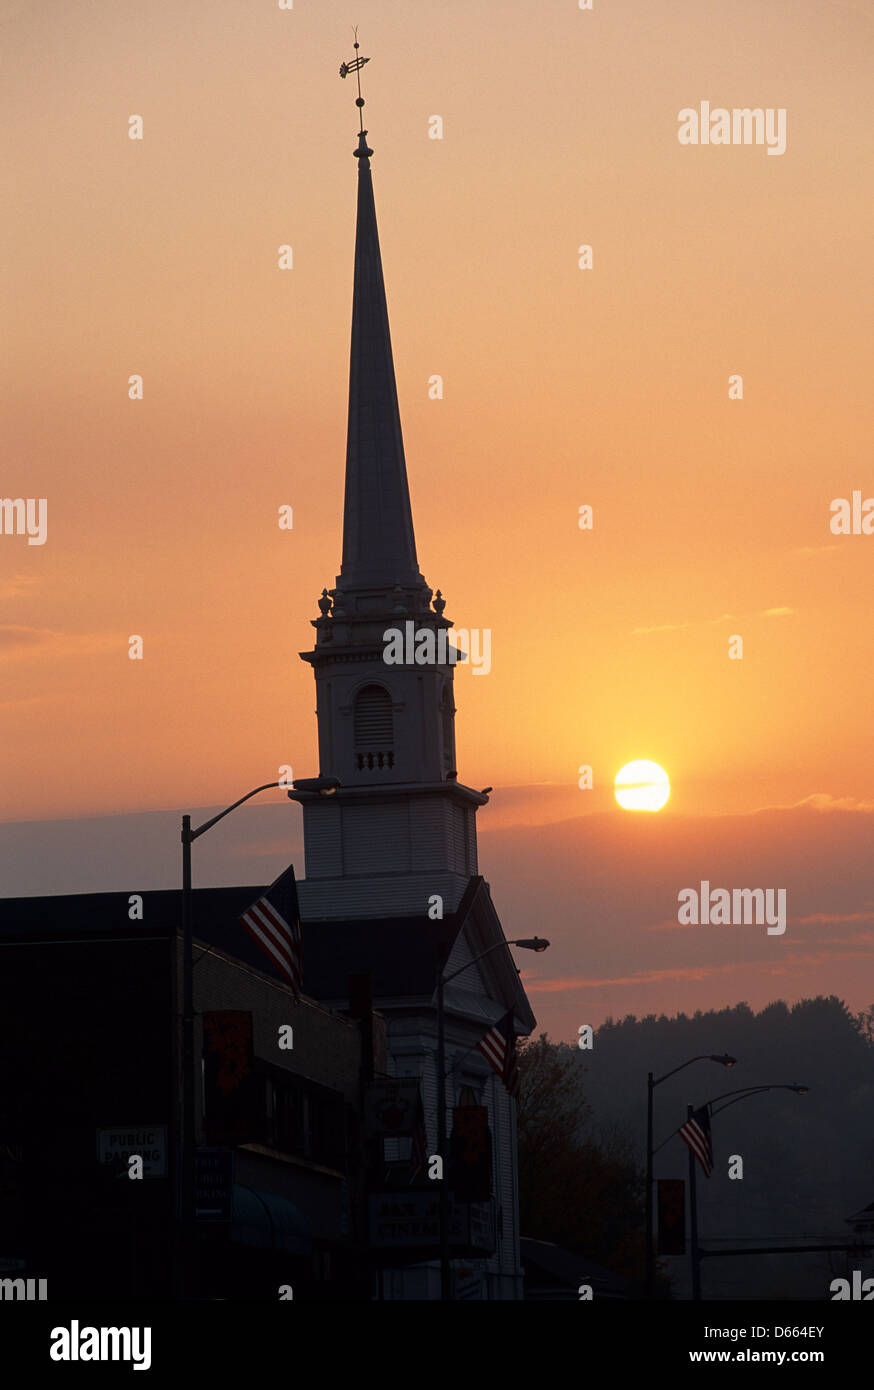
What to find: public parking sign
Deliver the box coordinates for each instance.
[97,1125,167,1178]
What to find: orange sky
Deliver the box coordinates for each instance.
[2,1,873,1031]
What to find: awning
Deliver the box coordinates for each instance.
[232,1184,311,1255]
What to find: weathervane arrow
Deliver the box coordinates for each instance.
[339,28,371,135]
[339,55,369,78]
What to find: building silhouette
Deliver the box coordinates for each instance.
[0,890,384,1299]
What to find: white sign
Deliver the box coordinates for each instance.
[97,1125,167,1178]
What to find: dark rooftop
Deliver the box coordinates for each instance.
[0,880,471,1005]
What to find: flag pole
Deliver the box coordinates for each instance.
[687,1102,702,1300]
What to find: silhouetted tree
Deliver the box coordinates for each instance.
[517,1034,647,1283]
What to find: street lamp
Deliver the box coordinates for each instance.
[708,1083,808,1117]
[436,935,550,1300]
[178,774,339,1298]
[646,1053,736,1297]
[684,1083,809,1300]
[287,777,340,796]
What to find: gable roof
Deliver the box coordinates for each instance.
[296,876,535,1032]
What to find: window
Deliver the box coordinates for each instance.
[353,684,393,745]
[353,684,394,769]
[267,1076,345,1169]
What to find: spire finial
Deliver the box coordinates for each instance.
[339,28,372,154]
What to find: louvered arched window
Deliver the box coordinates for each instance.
[353,684,394,769]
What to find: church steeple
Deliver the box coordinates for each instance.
[293,60,488,922]
[340,125,423,593]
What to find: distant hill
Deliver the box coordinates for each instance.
[575,997,874,1299]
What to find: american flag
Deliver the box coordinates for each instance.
[477,1011,520,1101]
[678,1105,713,1177]
[239,866,302,998]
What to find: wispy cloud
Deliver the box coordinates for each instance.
[792,792,874,813]
[0,692,63,711]
[524,962,748,991]
[796,911,874,925]
[523,947,874,993]
[0,574,38,600]
[0,625,57,649]
[632,621,691,635]
[809,932,874,948]
[632,613,734,636]
[0,627,123,658]
[634,607,794,636]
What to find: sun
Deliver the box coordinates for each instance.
[614,759,670,812]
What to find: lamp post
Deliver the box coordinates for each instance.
[436,935,549,1301]
[645,1053,736,1298]
[177,774,339,1299]
[685,1083,809,1300]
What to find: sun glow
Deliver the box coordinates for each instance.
[614,760,671,812]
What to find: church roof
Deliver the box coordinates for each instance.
[301,912,459,1000]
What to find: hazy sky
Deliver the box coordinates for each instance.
[3,1,873,1038]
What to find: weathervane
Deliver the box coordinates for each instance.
[339,27,371,134]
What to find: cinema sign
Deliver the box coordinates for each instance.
[369,1194,495,1256]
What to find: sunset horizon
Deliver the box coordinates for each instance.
[2,0,873,1326]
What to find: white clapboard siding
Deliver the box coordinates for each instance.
[297,871,470,921]
[410,799,450,864]
[343,801,411,875]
